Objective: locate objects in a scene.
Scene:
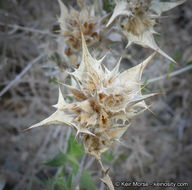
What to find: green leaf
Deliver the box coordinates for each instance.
[64,134,84,171]
[45,152,80,171]
[49,77,60,84]
[80,171,95,190]
[50,52,62,66]
[65,96,74,103]
[118,153,127,161]
[66,154,80,171]
[102,151,114,163]
[45,177,67,190]
[114,153,129,165]
[173,51,181,62]
[45,152,67,167]
[168,63,173,76]
[141,79,149,93]
[154,35,161,42]
[45,134,83,170]
[103,0,115,13]
[26,177,33,190]
[66,173,73,189]
[67,134,84,158]
[55,177,68,190]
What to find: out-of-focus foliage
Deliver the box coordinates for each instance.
[103,0,115,12]
[45,133,95,190]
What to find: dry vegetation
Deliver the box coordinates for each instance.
[0,0,192,190]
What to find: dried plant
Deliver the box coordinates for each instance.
[58,0,102,51]
[27,31,158,189]
[25,0,186,189]
[56,0,106,69]
[106,0,186,62]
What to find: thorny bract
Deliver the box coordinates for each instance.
[106,0,186,62]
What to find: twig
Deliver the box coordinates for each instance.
[0,53,45,97]
[147,64,192,84]
[0,22,58,37]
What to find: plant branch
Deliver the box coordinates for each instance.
[147,64,192,84]
[0,53,45,97]
[0,22,58,37]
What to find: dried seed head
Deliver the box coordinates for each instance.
[58,0,101,51]
[107,0,186,62]
[27,32,158,190]
[27,32,157,161]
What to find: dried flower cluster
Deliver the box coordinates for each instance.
[29,32,157,189]
[58,0,101,52]
[28,0,185,189]
[106,0,185,62]
[29,33,157,158]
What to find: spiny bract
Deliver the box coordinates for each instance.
[106,0,185,62]
[28,32,157,161]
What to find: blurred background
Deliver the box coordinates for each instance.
[0,0,192,189]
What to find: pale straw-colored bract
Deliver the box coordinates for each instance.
[106,0,186,62]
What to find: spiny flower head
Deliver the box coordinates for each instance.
[28,31,158,190]
[28,32,157,161]
[58,0,101,52]
[106,0,185,62]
